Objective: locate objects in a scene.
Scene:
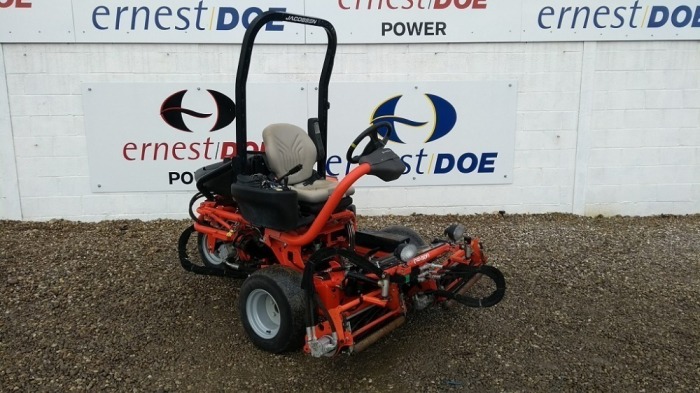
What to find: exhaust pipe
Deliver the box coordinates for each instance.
[352,316,406,353]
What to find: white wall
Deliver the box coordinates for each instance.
[0,41,698,220]
[585,42,700,216]
[0,44,22,220]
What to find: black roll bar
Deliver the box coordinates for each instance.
[235,11,337,176]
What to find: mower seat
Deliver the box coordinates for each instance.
[263,124,355,203]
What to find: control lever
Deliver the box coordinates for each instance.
[311,120,325,163]
[278,164,303,188]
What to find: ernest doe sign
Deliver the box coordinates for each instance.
[82,82,516,192]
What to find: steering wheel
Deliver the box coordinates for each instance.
[346,122,394,164]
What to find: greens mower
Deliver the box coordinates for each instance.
[178,11,505,357]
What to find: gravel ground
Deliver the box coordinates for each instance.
[1,213,699,392]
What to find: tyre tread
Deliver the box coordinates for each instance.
[239,265,306,353]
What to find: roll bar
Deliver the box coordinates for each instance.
[235,11,337,176]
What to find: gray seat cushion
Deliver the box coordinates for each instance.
[290,179,345,203]
[262,124,316,185]
[262,123,354,203]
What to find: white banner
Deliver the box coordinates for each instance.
[0,0,75,43]
[83,81,516,192]
[71,0,305,43]
[3,0,700,43]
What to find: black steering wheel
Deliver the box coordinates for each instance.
[346,122,394,164]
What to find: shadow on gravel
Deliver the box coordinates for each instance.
[1,214,698,392]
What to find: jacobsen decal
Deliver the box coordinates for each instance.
[285,15,318,24]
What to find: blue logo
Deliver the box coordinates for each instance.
[371,94,457,144]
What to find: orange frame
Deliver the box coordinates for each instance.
[193,162,487,355]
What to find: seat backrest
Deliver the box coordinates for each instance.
[262,123,317,185]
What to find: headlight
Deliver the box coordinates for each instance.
[444,224,466,242]
[395,243,418,262]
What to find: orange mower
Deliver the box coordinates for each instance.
[178,11,505,357]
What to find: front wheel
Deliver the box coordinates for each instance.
[238,266,307,353]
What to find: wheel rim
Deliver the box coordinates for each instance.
[200,235,224,266]
[246,289,281,339]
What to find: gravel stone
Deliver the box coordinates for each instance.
[1,214,698,392]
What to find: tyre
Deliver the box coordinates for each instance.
[238,266,307,353]
[197,232,230,270]
[381,225,427,247]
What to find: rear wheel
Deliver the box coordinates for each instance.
[239,266,307,353]
[381,225,427,247]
